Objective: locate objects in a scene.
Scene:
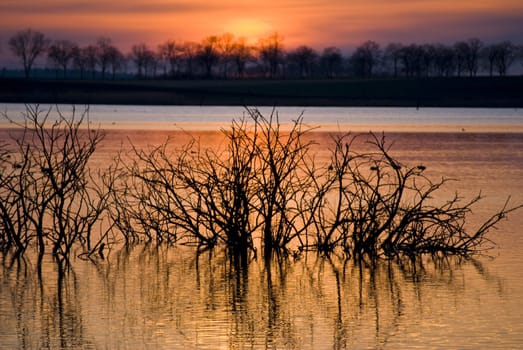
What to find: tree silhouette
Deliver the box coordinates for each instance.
[197,35,220,78]
[453,41,468,77]
[258,32,285,78]
[493,41,517,76]
[0,105,113,261]
[231,37,255,78]
[287,46,318,78]
[398,44,424,77]
[83,45,100,79]
[178,41,198,77]
[481,41,517,77]
[350,40,381,77]
[130,43,156,78]
[320,47,343,78]
[420,44,436,76]
[8,28,50,78]
[158,39,179,77]
[47,40,77,78]
[384,43,403,78]
[464,38,483,77]
[433,44,455,77]
[106,46,126,79]
[217,33,235,78]
[96,37,117,79]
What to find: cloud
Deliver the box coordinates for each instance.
[0,0,224,15]
[1,0,522,51]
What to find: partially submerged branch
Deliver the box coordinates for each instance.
[1,105,520,263]
[0,105,115,262]
[109,108,521,259]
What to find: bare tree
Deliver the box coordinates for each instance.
[454,38,483,77]
[231,37,254,78]
[47,39,77,78]
[106,46,125,79]
[287,45,318,78]
[420,44,436,76]
[399,44,424,77]
[197,35,220,78]
[481,44,495,77]
[464,38,483,77]
[384,43,403,77]
[158,39,179,77]
[257,32,285,78]
[83,45,100,79]
[71,46,87,79]
[433,44,455,77]
[97,37,115,79]
[320,46,343,78]
[482,41,517,77]
[130,43,155,78]
[493,41,517,76]
[217,33,235,78]
[8,28,50,78]
[146,51,160,78]
[349,40,381,78]
[453,41,469,77]
[178,41,198,77]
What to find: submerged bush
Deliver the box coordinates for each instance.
[0,105,114,262]
[112,107,521,259]
[0,105,520,262]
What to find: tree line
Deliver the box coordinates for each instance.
[4,28,523,80]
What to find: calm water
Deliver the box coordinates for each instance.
[1,105,523,349]
[2,103,523,131]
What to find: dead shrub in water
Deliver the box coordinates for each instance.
[308,132,522,259]
[112,108,521,259]
[111,109,317,255]
[0,105,115,262]
[5,106,517,263]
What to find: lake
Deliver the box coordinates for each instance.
[2,104,523,132]
[1,105,523,349]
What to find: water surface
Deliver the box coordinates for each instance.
[2,104,523,132]
[1,105,523,349]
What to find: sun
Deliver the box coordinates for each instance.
[225,18,272,41]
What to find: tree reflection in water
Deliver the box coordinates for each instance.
[0,248,503,349]
[1,255,92,349]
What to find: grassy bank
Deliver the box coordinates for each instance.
[1,76,522,107]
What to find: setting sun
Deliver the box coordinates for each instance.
[224,18,273,42]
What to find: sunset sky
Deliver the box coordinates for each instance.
[1,0,522,58]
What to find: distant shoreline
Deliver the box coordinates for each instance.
[1,76,522,108]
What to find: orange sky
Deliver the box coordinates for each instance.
[1,0,522,52]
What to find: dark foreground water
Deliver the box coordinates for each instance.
[1,107,523,349]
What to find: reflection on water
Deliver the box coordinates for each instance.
[1,111,523,349]
[0,247,517,349]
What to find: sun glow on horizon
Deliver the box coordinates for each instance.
[224,18,273,42]
[0,0,522,54]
